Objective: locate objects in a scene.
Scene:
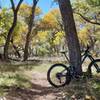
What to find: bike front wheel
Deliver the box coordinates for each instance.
[88,59,100,77]
[47,64,71,88]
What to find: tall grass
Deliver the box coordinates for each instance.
[0,62,52,96]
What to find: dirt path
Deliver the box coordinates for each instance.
[30,72,64,100]
[5,71,98,100]
[6,72,64,100]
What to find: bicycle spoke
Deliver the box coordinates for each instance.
[47,64,71,87]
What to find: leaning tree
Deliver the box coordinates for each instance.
[58,0,82,75]
[24,0,39,61]
[4,0,23,61]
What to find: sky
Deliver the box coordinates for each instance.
[0,0,58,14]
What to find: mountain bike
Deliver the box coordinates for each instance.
[47,46,100,87]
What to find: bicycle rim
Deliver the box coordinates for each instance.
[92,60,100,76]
[47,64,71,87]
[88,59,100,77]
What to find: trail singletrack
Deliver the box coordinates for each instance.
[6,71,99,100]
[6,72,64,100]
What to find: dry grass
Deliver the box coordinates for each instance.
[0,62,100,99]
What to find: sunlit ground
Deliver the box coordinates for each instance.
[0,61,100,99]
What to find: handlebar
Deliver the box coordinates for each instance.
[84,45,90,53]
[81,45,91,57]
[60,45,91,62]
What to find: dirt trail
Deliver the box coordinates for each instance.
[30,72,64,100]
[6,71,98,100]
[6,72,64,100]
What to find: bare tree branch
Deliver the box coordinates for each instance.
[10,0,15,12]
[33,0,39,5]
[75,12,100,25]
[10,0,24,12]
[16,0,24,12]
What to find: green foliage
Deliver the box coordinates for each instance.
[53,31,64,45]
[86,0,100,7]
[0,63,34,95]
[0,1,99,56]
[0,72,31,88]
[0,8,27,46]
[19,4,42,24]
[0,37,4,44]
[41,8,61,30]
[0,8,13,45]
[73,0,100,22]
[0,62,52,96]
[78,27,90,46]
[73,0,100,48]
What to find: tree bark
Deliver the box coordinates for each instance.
[3,0,23,61]
[58,0,82,75]
[4,12,17,61]
[11,38,21,58]
[23,0,39,61]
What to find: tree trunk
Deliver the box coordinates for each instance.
[24,31,31,61]
[58,0,82,75]
[24,0,38,61]
[11,38,21,58]
[3,0,23,61]
[4,12,17,61]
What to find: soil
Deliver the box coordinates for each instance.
[5,71,97,100]
[6,72,65,100]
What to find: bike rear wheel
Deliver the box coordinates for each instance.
[47,64,71,87]
[88,59,100,77]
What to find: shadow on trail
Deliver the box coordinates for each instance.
[6,82,62,100]
[5,77,100,100]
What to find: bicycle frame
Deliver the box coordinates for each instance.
[81,51,94,64]
[62,50,94,65]
[62,48,100,74]
[47,47,100,87]
[82,51,100,71]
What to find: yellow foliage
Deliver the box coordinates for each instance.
[35,7,42,16]
[37,31,48,42]
[53,31,64,45]
[13,22,27,44]
[42,9,61,29]
[78,28,90,46]
[19,4,42,17]
[0,37,5,45]
[19,4,31,16]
